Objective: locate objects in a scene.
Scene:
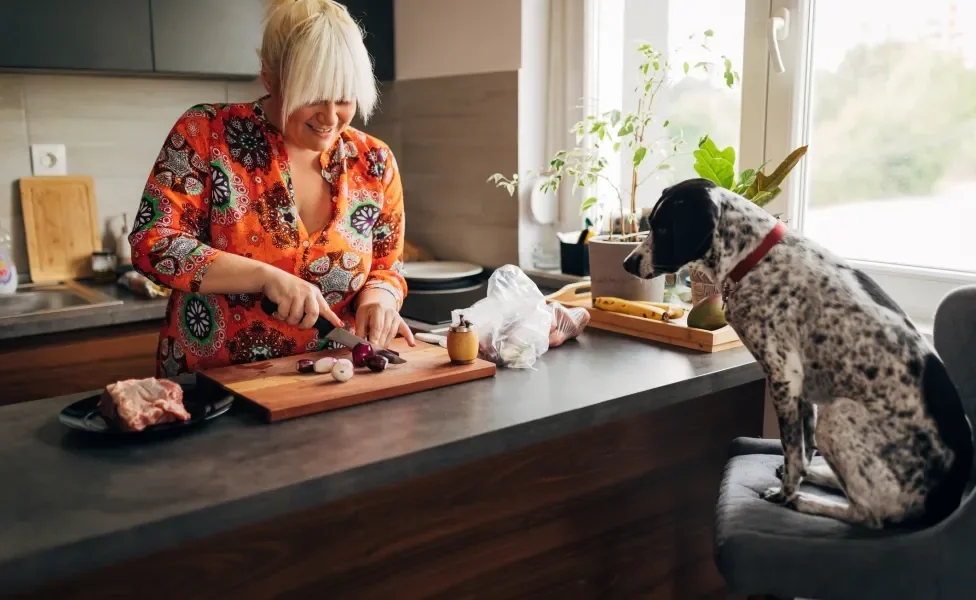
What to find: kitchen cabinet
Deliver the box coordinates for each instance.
[0,321,161,405]
[342,0,395,81]
[0,0,394,80]
[0,0,154,72]
[150,0,264,77]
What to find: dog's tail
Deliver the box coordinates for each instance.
[919,353,974,527]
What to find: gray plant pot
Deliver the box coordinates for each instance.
[587,234,665,302]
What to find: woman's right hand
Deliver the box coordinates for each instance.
[260,265,344,330]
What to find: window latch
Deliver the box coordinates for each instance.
[768,7,791,74]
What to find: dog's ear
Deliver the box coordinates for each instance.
[648,179,719,271]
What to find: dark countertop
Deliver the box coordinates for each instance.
[0,282,168,341]
[0,270,567,339]
[0,330,761,595]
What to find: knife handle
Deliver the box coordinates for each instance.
[259,296,337,337]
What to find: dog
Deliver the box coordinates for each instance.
[622,177,973,529]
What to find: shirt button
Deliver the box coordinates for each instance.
[302,240,310,248]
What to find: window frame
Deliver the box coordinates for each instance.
[750,0,976,328]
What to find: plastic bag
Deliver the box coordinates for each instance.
[451,265,553,369]
[547,303,590,347]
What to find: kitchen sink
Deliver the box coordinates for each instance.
[0,282,123,321]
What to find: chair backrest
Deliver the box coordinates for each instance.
[934,285,976,436]
[931,285,976,595]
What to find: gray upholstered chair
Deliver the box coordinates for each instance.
[713,285,976,600]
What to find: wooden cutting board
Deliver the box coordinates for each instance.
[546,282,743,353]
[19,176,101,283]
[197,339,497,422]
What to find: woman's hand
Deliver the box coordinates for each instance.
[355,289,416,349]
[261,265,344,330]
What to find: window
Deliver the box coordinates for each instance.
[758,0,976,325]
[586,0,747,213]
[586,0,975,325]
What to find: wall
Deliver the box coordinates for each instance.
[0,74,268,278]
[389,0,524,268]
[394,0,522,81]
[0,0,535,279]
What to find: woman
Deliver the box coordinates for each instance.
[130,0,414,377]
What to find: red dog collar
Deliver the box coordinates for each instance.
[723,220,788,303]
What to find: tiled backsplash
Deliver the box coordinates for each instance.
[0,70,519,280]
[0,74,267,277]
[394,71,519,268]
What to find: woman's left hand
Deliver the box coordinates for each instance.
[355,291,417,350]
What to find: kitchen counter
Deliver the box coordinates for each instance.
[0,330,764,597]
[0,281,168,341]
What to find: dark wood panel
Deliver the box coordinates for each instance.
[150,0,263,76]
[12,379,764,599]
[0,0,153,72]
[341,0,395,81]
[0,321,161,405]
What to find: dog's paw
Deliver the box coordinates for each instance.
[775,464,785,481]
[760,486,790,504]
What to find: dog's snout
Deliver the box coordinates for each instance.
[623,253,642,276]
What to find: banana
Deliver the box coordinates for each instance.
[594,296,671,321]
[632,300,686,320]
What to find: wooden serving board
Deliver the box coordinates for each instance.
[546,282,742,353]
[19,176,101,283]
[197,339,496,423]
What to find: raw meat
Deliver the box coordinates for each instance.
[548,304,590,347]
[98,378,190,432]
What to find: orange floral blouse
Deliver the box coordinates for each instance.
[129,97,407,377]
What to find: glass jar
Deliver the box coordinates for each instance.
[91,251,118,284]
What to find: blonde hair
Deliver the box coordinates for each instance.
[261,0,378,123]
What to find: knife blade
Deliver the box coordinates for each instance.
[259,297,406,364]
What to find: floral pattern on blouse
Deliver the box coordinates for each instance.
[130,98,407,377]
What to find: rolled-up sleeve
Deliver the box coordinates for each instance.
[363,148,407,309]
[128,106,220,293]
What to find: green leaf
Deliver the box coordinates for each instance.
[633,146,648,168]
[750,190,774,207]
[692,136,736,189]
[580,197,599,212]
[704,29,714,37]
[699,136,736,167]
[692,154,725,187]
[613,142,621,152]
[663,119,670,128]
[682,62,689,74]
[607,109,622,126]
[725,71,734,87]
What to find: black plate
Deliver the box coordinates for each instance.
[58,382,234,436]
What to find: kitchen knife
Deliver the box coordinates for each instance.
[259,297,406,364]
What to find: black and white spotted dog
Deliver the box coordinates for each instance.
[623,178,973,529]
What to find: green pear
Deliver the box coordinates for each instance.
[687,294,728,331]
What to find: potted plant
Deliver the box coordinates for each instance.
[687,135,809,305]
[488,31,738,301]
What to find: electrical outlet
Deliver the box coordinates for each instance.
[30,144,67,176]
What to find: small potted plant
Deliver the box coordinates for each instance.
[685,135,808,304]
[489,31,738,302]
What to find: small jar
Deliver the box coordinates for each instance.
[91,251,118,284]
[446,315,479,365]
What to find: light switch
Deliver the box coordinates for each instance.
[30,144,68,176]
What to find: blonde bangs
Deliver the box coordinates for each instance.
[262,0,378,123]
